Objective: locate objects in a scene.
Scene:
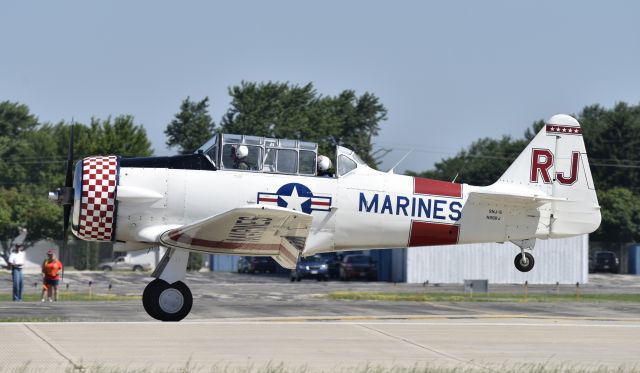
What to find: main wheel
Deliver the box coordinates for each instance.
[145,280,193,321]
[142,279,166,320]
[514,252,535,272]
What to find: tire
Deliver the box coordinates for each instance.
[133,265,143,272]
[149,281,193,322]
[142,279,166,320]
[514,252,535,272]
[103,266,112,272]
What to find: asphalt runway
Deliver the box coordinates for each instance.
[1,272,640,371]
[2,318,639,372]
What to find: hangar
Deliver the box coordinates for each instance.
[210,235,589,285]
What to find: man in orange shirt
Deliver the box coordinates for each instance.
[41,250,63,302]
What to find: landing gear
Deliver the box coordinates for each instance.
[514,252,535,272]
[142,279,193,321]
[142,248,193,321]
[511,239,535,272]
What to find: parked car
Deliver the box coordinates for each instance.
[237,257,251,273]
[315,252,342,279]
[339,254,377,281]
[591,251,619,273]
[290,254,330,282]
[238,256,278,274]
[98,256,150,272]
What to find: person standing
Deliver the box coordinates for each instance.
[41,250,63,302]
[8,244,25,301]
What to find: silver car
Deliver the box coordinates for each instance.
[98,256,150,272]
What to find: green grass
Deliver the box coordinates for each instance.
[327,291,640,303]
[0,316,63,323]
[0,292,139,302]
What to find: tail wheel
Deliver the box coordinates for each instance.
[514,252,535,272]
[143,279,193,321]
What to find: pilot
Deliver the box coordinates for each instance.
[231,145,250,170]
[317,155,333,177]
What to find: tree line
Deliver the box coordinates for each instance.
[0,81,387,268]
[408,102,640,245]
[1,82,638,267]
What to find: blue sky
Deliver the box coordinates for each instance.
[2,1,639,173]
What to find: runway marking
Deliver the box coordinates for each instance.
[356,323,492,371]
[192,313,640,323]
[22,324,84,370]
[2,319,640,328]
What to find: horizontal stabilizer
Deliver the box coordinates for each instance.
[468,190,567,206]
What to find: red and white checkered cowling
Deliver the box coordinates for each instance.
[76,156,119,241]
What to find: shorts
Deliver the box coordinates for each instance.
[44,279,60,287]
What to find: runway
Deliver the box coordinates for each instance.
[2,317,639,372]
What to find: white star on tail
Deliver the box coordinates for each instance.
[279,186,310,212]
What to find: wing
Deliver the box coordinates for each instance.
[159,205,312,269]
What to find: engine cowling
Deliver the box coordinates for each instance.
[71,155,119,241]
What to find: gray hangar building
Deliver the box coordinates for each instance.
[209,235,588,285]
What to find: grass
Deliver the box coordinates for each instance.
[327,291,640,303]
[0,316,63,322]
[0,292,139,302]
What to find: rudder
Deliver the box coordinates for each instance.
[495,114,600,237]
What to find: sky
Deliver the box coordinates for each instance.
[2,1,640,174]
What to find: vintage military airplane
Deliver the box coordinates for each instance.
[51,114,600,321]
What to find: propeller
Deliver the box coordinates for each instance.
[60,124,75,281]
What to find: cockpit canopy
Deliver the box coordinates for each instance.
[197,133,367,177]
[198,133,319,175]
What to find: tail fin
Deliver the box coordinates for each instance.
[496,114,600,237]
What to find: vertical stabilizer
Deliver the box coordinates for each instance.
[495,114,600,237]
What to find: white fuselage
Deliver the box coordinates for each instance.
[114,164,551,256]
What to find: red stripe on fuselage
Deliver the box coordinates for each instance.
[408,221,459,247]
[413,177,462,198]
[168,233,281,252]
[258,197,278,203]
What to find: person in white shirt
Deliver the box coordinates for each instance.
[8,244,25,301]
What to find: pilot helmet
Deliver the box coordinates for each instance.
[317,155,332,172]
[235,145,249,159]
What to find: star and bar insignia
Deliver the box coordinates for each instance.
[257,183,332,214]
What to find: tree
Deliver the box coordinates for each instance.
[407,136,528,186]
[220,81,388,167]
[0,101,154,268]
[590,188,640,244]
[408,101,640,245]
[0,189,24,261]
[0,101,41,188]
[86,115,154,157]
[578,102,640,191]
[165,97,216,154]
[187,253,203,271]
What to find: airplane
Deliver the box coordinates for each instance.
[51,114,600,321]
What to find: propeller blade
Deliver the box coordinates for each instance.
[65,124,74,188]
[61,124,75,281]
